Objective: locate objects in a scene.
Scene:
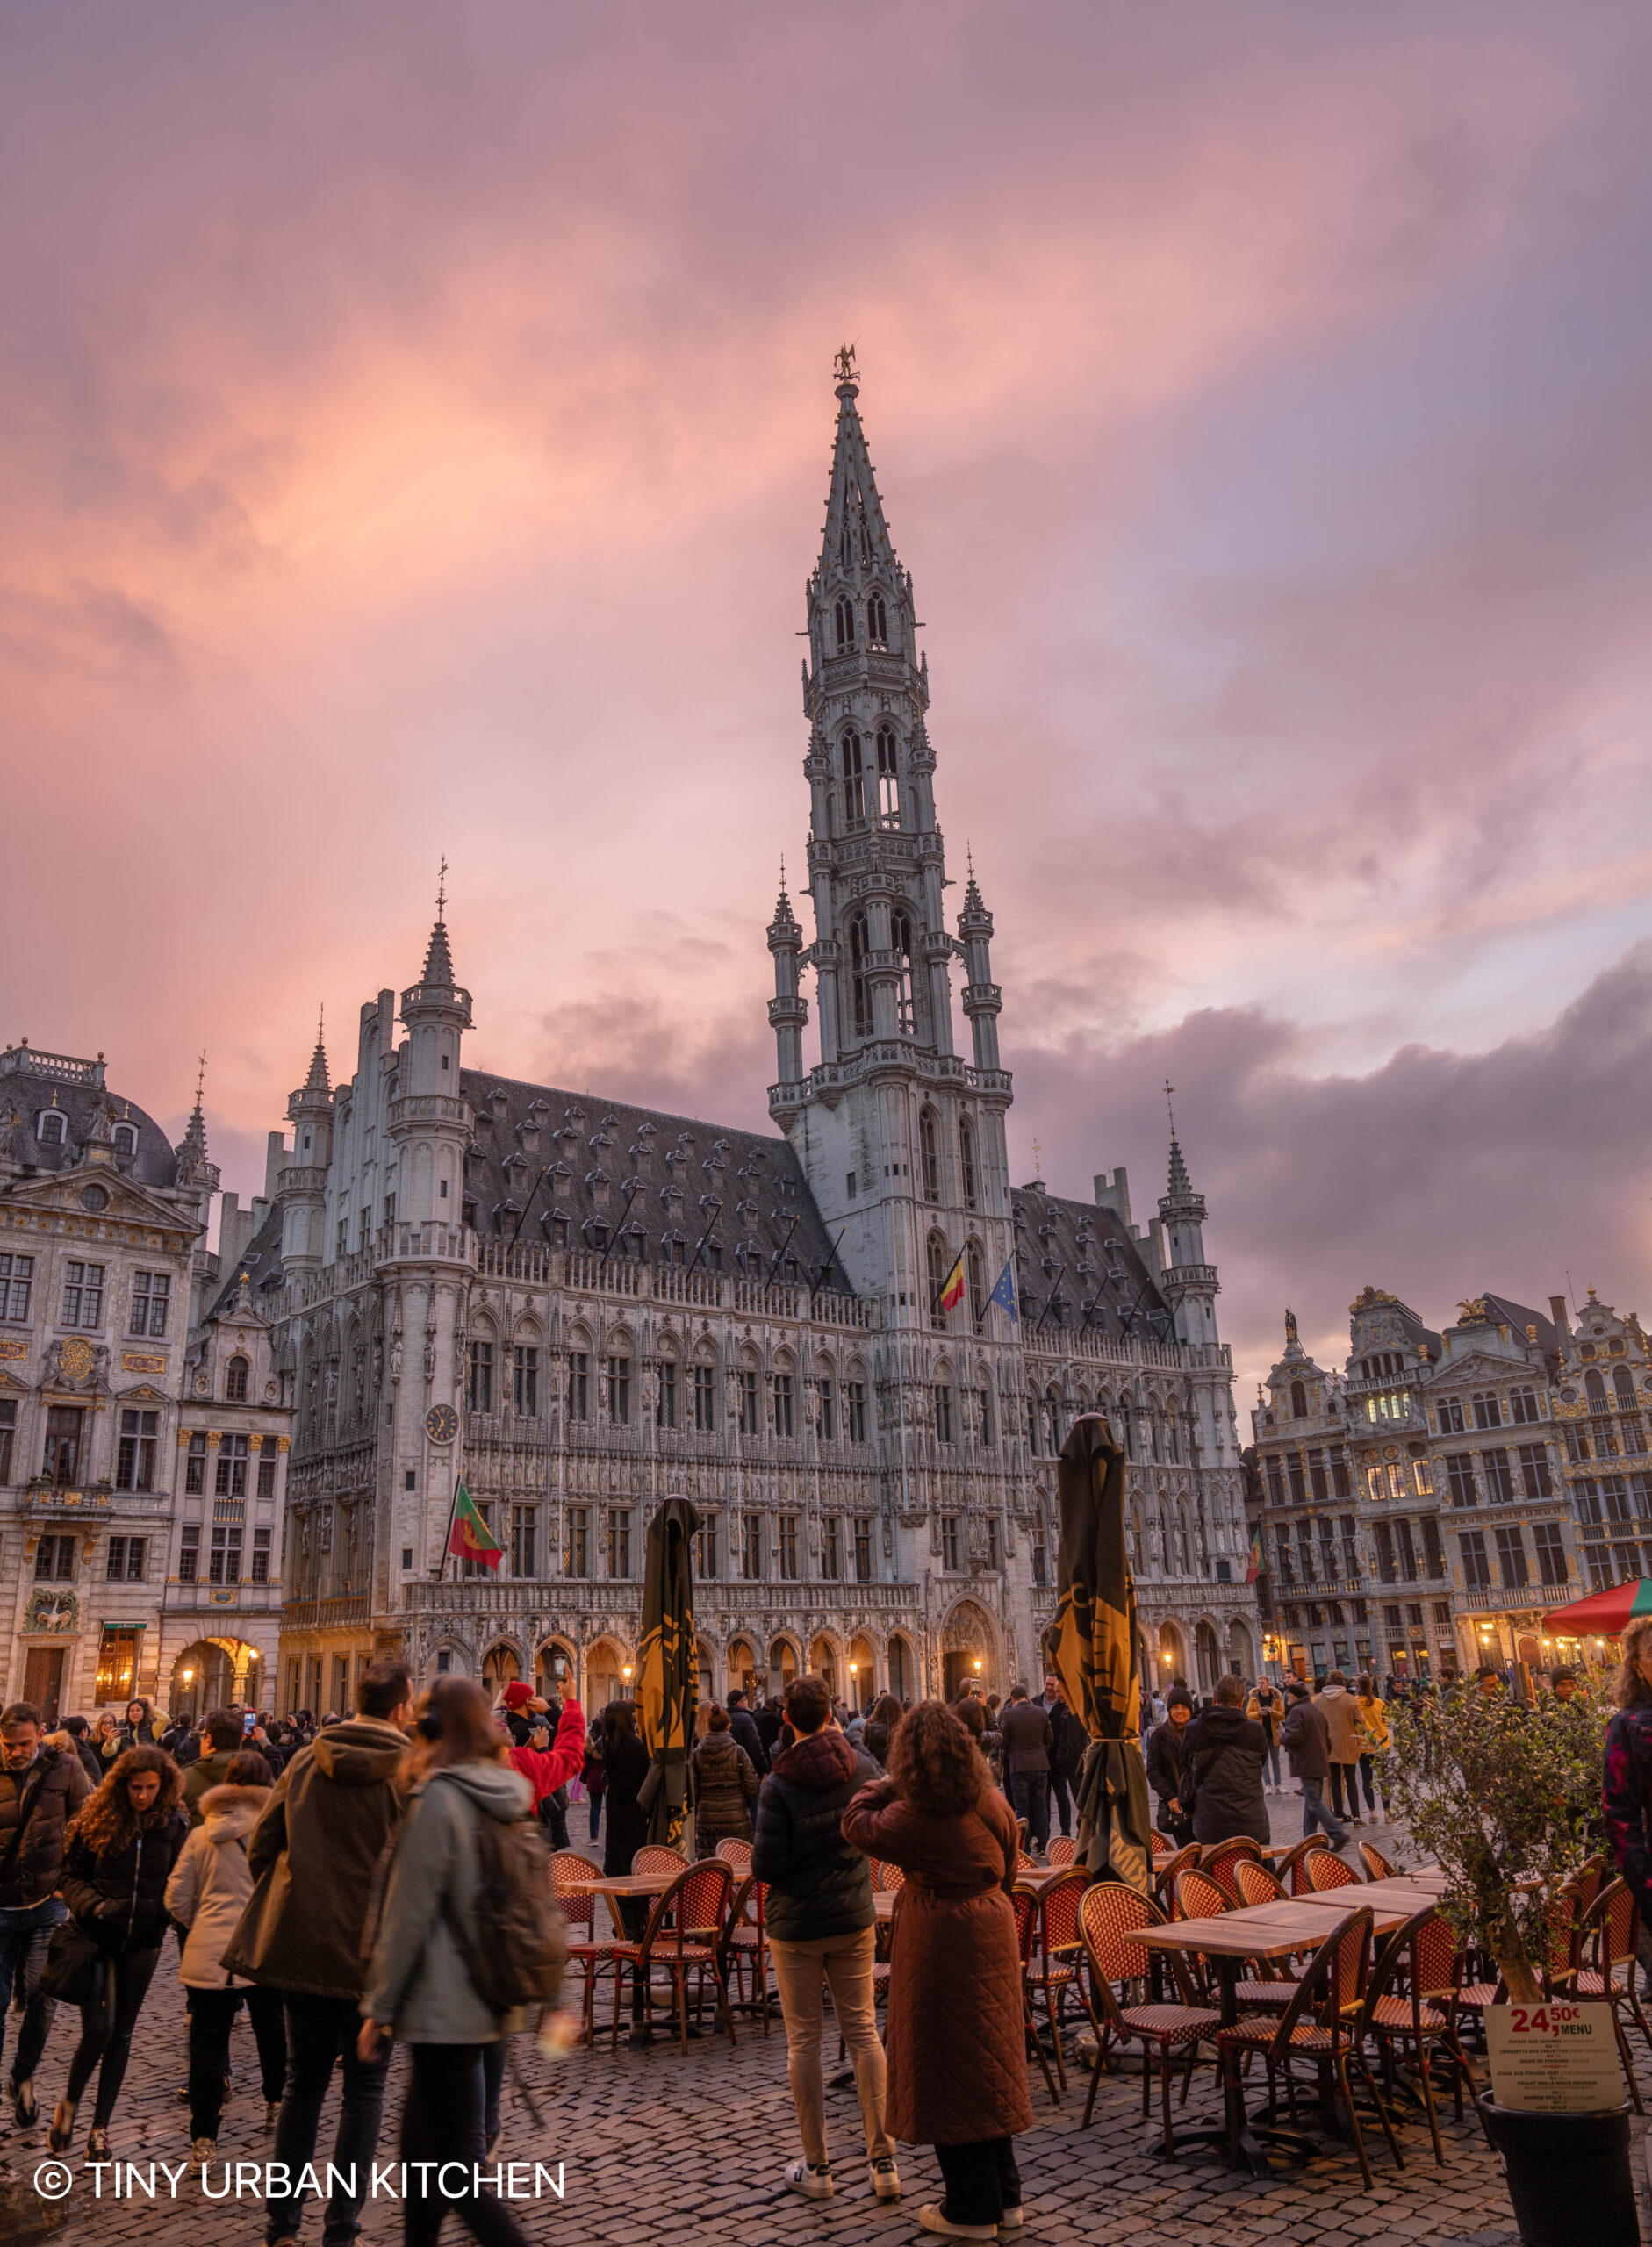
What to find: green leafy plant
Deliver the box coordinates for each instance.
[1385,1684,1610,2005]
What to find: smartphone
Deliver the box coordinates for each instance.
[243,1711,257,1734]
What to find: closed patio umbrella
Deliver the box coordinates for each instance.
[636,1494,700,1849]
[1042,1414,1153,1894]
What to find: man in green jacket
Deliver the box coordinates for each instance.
[222,1662,411,2247]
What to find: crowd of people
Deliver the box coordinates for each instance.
[0,1644,1632,2244]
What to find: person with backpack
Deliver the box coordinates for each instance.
[164,1748,286,2163]
[221,1660,412,2247]
[359,1676,564,2247]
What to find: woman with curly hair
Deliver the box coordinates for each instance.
[51,1744,188,2156]
[1603,1614,1652,1928]
[843,1700,1031,2242]
[860,1693,904,1770]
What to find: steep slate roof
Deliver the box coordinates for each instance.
[1010,1181,1174,1341]
[0,1058,177,1190]
[460,1069,853,1295]
[205,1200,287,1320]
[1478,1293,1559,1353]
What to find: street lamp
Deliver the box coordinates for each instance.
[621,1662,633,1689]
[849,1660,858,1709]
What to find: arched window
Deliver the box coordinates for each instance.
[918,1109,940,1202]
[848,915,873,1038]
[959,1116,978,1210]
[890,910,915,1036]
[226,1355,250,1402]
[1613,1364,1636,1403]
[927,1232,951,1332]
[112,1124,137,1159]
[867,589,888,646]
[1045,1384,1063,1454]
[1290,1379,1307,1417]
[1585,1368,1606,1403]
[876,724,900,825]
[834,597,855,651]
[968,1240,987,1334]
[841,730,866,825]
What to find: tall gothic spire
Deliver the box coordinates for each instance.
[304,1010,331,1095]
[420,856,457,989]
[818,345,897,581]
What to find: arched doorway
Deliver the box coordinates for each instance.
[1195,1621,1219,1696]
[1225,1619,1255,1679]
[727,1638,759,1699]
[1157,1620,1186,1689]
[767,1636,799,1698]
[169,1637,262,1722]
[481,1643,521,1698]
[848,1634,876,1710]
[585,1637,628,1706]
[535,1639,575,1702]
[808,1634,841,1699]
[887,1632,915,1704]
[940,1598,995,1701]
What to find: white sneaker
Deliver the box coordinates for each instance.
[784,2159,834,2200]
[999,2211,1026,2236]
[917,2208,997,2241]
[870,2156,901,2200]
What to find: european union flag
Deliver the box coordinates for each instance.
[988,1258,1017,1321]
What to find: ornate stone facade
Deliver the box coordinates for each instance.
[267,362,1255,1713]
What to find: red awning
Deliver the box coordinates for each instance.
[1540,1576,1652,1637]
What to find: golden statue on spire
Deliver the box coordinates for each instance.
[834,342,858,383]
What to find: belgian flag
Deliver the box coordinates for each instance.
[1042,1416,1153,1893]
[636,1495,700,1849]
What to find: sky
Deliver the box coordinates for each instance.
[5,0,1652,1396]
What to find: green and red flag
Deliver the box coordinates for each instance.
[448,1483,503,1572]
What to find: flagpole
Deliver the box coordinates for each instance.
[436,1472,463,1582]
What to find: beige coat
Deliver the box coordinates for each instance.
[1315,1684,1363,1763]
[164,1784,270,1989]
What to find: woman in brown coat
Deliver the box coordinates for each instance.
[691,1704,760,1850]
[842,1701,1032,2241]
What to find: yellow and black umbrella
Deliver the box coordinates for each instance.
[1042,1415,1153,1893]
[636,1495,700,1849]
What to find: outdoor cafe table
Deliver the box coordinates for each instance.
[569,1868,683,1937]
[1120,1895,1414,2175]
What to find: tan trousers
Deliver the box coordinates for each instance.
[767,1926,894,2168]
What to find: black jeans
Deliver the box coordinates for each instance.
[480,2038,506,2139]
[0,1897,66,2085]
[402,2043,528,2247]
[1328,1762,1360,1820]
[188,1985,287,2140]
[936,2137,1021,2227]
[267,1992,391,2246]
[542,1791,570,1853]
[1009,1772,1050,1850]
[1048,1770,1073,1838]
[65,1944,162,2128]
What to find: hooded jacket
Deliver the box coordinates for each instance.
[361,1760,535,2044]
[165,1784,271,1988]
[0,1743,90,1909]
[751,1728,881,1943]
[1181,1705,1270,1846]
[183,1746,243,1827]
[691,1729,760,1847]
[727,1704,770,1777]
[220,1715,406,2000]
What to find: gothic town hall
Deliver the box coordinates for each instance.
[251,364,1260,1718]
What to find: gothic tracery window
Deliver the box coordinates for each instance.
[834,597,855,651]
[876,724,900,825]
[842,730,866,825]
[959,1116,978,1210]
[848,915,873,1039]
[919,1109,941,1202]
[868,589,888,646]
[890,909,916,1035]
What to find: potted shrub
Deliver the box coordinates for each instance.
[1385,1681,1635,2247]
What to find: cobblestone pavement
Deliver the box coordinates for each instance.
[3,1794,1643,2246]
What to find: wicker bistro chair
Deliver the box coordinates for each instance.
[605,1859,738,2056]
[1153,1843,1202,1915]
[550,1851,609,2050]
[1010,1887,1063,2106]
[1078,1884,1224,2151]
[1176,1863,1300,2013]
[1233,1860,1288,1908]
[1273,1836,1323,1895]
[1554,1877,1652,2113]
[1360,1907,1478,2165]
[1150,1829,1176,1860]
[871,1858,907,1894]
[1023,1869,1103,2091]
[1202,1837,1265,1904]
[633,1844,690,1878]
[1217,1906,1401,2191]
[715,1838,753,1875]
[1359,1841,1398,1883]
[1304,1848,1361,1894]
[1048,1836,1078,1868]
[721,1871,773,2035]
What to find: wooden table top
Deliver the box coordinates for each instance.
[1123,1912,1318,1963]
[573,1870,680,1899]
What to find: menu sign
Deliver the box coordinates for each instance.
[1485,2001,1621,2113]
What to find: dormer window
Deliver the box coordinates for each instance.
[112,1124,137,1159]
[36,1112,65,1147]
[226,1354,250,1402]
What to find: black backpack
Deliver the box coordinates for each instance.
[441,1789,567,2019]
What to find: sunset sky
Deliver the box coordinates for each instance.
[7,1,1652,1393]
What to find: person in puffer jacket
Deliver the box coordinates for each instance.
[751,1673,896,2207]
[165,1752,287,2161]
